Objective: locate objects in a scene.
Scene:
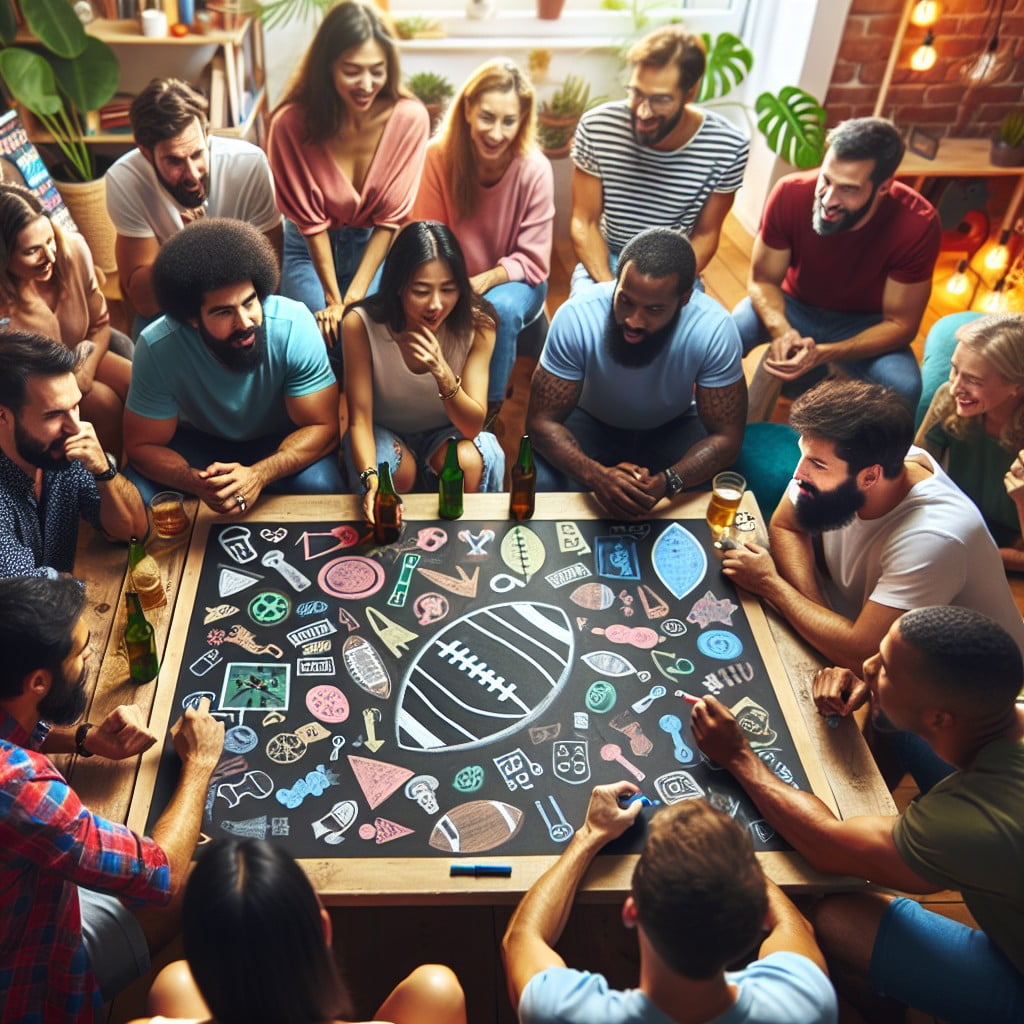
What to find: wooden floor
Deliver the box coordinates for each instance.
[108,218,987,1023]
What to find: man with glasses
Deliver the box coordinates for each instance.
[569,25,749,294]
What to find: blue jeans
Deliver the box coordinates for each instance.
[534,406,708,491]
[484,280,547,403]
[732,294,922,410]
[343,424,505,493]
[280,220,378,314]
[125,425,347,505]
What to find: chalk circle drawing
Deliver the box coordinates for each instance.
[413,591,450,626]
[224,725,258,754]
[404,774,440,813]
[585,680,616,713]
[348,754,415,809]
[305,684,350,724]
[220,663,290,711]
[217,769,273,808]
[592,624,662,649]
[730,696,778,749]
[570,582,614,610]
[595,535,640,580]
[359,817,415,844]
[553,739,590,785]
[429,800,524,853]
[452,764,485,793]
[218,525,258,564]
[654,769,705,804]
[658,714,695,764]
[651,523,706,600]
[697,630,744,661]
[535,795,573,842]
[501,524,546,581]
[266,731,307,765]
[342,635,391,699]
[493,747,543,792]
[651,651,695,679]
[395,602,574,753]
[581,650,638,677]
[276,763,340,809]
[600,742,645,781]
[220,815,268,839]
[318,555,386,600]
[687,590,739,629]
[217,564,262,598]
[311,799,358,844]
[661,618,687,636]
[204,604,237,624]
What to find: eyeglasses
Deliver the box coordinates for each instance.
[626,86,677,114]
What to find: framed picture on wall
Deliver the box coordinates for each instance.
[908,127,940,161]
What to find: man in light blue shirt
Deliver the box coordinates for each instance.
[502,786,837,1024]
[125,219,343,514]
[527,227,746,520]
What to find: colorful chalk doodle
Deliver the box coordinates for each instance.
[145,517,814,861]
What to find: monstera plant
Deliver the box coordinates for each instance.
[0,0,120,181]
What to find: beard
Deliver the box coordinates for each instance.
[812,183,879,236]
[631,105,683,147]
[155,165,209,210]
[603,304,682,369]
[197,320,266,372]
[14,416,71,471]
[793,474,866,533]
[38,663,88,726]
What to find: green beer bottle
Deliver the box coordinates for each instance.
[438,437,464,520]
[510,434,536,521]
[373,461,402,544]
[125,591,159,684]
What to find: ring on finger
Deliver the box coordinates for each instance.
[235,493,247,512]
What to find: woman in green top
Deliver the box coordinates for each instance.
[915,313,1024,571]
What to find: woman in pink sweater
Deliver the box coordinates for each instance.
[268,1,428,350]
[413,60,554,416]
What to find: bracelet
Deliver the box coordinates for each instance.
[75,722,95,758]
[438,376,461,402]
[358,467,378,492]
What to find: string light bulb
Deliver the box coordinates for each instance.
[974,278,1013,313]
[911,31,937,71]
[984,230,1013,273]
[943,259,977,304]
[911,1,940,27]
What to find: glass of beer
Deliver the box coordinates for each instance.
[150,491,189,538]
[706,471,746,537]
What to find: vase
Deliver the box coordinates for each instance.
[990,138,1024,168]
[537,0,566,19]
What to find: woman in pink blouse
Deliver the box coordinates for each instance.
[413,60,553,416]
[268,0,428,349]
[0,183,130,455]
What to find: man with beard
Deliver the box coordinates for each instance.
[107,78,282,324]
[569,25,748,293]
[733,117,941,419]
[527,228,745,519]
[124,218,342,513]
[0,575,225,1021]
[0,333,147,578]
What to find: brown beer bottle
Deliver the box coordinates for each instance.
[125,591,159,684]
[510,434,536,520]
[373,461,402,544]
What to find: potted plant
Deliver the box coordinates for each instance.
[394,15,445,40]
[406,71,455,132]
[0,0,119,183]
[991,112,1024,168]
[537,74,598,160]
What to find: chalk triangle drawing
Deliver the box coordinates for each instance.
[371,817,415,844]
[218,565,263,597]
[348,754,414,809]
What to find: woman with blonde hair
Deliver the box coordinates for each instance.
[414,59,553,418]
[268,0,428,348]
[916,312,1024,569]
[0,183,130,455]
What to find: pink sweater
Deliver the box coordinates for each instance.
[268,99,429,235]
[413,144,554,285]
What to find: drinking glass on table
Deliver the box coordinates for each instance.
[150,491,189,538]
[706,471,746,538]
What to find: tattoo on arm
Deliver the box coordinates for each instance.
[526,368,600,483]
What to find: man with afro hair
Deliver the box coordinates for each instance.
[125,218,343,513]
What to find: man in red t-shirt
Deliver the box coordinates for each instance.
[733,117,941,420]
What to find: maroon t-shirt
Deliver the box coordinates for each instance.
[760,171,941,313]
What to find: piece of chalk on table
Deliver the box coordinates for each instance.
[675,691,701,704]
[621,792,660,807]
[450,864,512,877]
[713,537,740,551]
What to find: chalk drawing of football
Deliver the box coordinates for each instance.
[395,602,573,752]
[429,799,524,853]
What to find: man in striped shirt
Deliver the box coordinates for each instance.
[569,25,749,294]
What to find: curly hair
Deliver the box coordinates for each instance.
[152,218,280,324]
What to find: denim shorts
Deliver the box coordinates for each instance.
[79,887,151,1000]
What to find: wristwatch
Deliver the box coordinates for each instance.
[663,466,685,497]
[93,452,118,482]
[75,721,94,757]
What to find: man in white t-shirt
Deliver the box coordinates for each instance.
[502,786,837,1024]
[106,78,283,322]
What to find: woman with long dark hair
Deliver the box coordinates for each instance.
[342,220,504,520]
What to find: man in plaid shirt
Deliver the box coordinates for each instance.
[0,576,224,1021]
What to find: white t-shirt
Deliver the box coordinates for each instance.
[105,135,281,243]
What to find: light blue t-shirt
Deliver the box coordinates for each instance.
[539,283,743,431]
[128,295,334,441]
[519,954,837,1024]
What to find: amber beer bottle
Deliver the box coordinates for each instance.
[438,437,464,520]
[128,537,166,611]
[373,461,402,544]
[125,591,159,684]
[510,434,536,520]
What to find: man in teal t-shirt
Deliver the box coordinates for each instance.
[125,219,342,514]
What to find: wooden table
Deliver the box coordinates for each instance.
[68,493,894,905]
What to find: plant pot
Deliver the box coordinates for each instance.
[991,138,1024,168]
[537,0,566,19]
[55,175,118,283]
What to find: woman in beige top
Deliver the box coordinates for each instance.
[0,183,130,455]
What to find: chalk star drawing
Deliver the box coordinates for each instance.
[687,590,739,629]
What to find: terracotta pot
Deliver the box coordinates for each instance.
[991,139,1024,168]
[537,0,566,19]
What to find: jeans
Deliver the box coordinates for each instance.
[534,406,708,491]
[280,219,377,314]
[732,294,922,410]
[125,425,346,505]
[484,280,547,403]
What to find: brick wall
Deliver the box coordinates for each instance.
[825,0,1024,138]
